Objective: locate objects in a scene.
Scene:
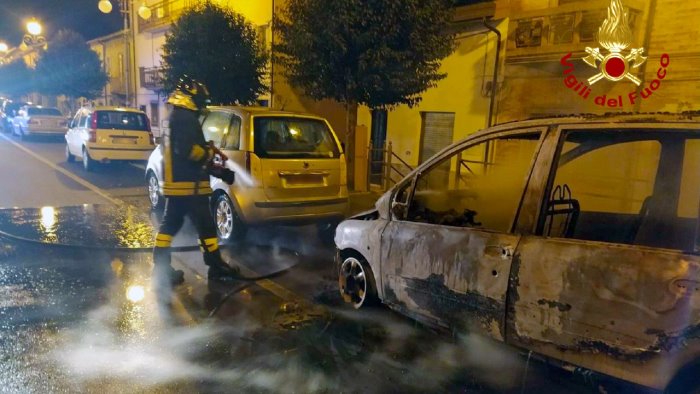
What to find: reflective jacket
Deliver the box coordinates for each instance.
[162,106,214,196]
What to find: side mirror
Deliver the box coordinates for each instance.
[154,136,163,144]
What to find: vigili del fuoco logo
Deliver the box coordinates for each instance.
[560,0,669,108]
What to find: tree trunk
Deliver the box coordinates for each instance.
[344,101,358,191]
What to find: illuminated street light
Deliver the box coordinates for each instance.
[0,42,8,53]
[26,19,42,36]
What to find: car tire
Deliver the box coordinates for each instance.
[146,171,163,210]
[82,147,96,172]
[65,144,75,163]
[317,221,340,245]
[213,193,247,242]
[339,255,378,309]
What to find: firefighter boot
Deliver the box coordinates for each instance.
[204,251,241,281]
[153,247,185,286]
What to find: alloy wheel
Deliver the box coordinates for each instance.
[339,257,368,309]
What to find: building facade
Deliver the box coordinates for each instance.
[88,30,133,107]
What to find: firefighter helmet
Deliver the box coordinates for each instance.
[167,75,211,111]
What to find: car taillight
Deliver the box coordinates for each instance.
[245,151,251,173]
[145,117,155,144]
[89,112,97,143]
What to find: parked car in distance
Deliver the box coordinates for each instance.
[146,106,348,242]
[11,105,68,139]
[66,106,155,172]
[1,100,29,134]
[335,114,700,393]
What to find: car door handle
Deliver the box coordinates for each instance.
[484,245,513,259]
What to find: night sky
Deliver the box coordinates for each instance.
[0,0,122,46]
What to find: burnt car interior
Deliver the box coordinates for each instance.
[542,130,700,252]
[401,133,541,232]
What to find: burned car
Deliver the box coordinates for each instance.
[335,114,700,392]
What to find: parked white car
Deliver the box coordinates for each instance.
[146,106,348,242]
[65,106,155,171]
[12,105,67,139]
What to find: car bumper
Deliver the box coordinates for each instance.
[25,127,68,135]
[234,189,349,224]
[87,144,154,161]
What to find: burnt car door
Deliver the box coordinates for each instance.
[509,124,700,389]
[381,129,544,340]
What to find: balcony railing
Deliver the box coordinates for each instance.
[140,67,165,91]
[138,0,194,32]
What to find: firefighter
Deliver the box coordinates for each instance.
[153,75,240,286]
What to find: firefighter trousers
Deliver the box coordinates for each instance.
[153,195,224,267]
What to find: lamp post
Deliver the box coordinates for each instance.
[98,0,151,107]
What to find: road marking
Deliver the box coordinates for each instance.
[0,133,309,318]
[0,133,121,205]
[130,163,146,171]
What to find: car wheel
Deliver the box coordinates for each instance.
[317,221,339,245]
[147,171,163,210]
[339,255,378,309]
[82,147,95,172]
[65,144,75,163]
[213,193,246,242]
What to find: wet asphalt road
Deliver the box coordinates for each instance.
[0,132,617,393]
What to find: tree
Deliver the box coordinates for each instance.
[275,0,456,188]
[162,2,268,105]
[0,60,35,98]
[34,29,108,101]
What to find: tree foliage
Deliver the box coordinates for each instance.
[162,2,268,105]
[0,60,34,98]
[274,0,456,110]
[34,29,108,100]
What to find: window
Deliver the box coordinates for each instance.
[27,107,62,116]
[150,103,159,128]
[201,111,233,147]
[545,130,700,251]
[221,116,242,150]
[253,117,340,159]
[404,133,541,233]
[95,110,149,131]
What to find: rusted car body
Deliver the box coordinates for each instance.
[335,114,700,392]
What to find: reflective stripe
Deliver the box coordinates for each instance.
[163,187,212,196]
[163,181,211,189]
[155,240,171,247]
[189,145,206,161]
[164,135,173,183]
[156,233,173,241]
[203,237,218,252]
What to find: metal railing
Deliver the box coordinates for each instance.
[367,141,414,191]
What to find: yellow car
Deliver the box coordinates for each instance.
[65,106,155,171]
[146,106,349,242]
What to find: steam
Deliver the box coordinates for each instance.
[225,160,257,188]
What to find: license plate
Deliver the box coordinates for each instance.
[112,137,137,144]
[285,174,324,185]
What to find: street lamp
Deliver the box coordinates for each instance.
[23,18,46,48]
[0,42,8,53]
[98,0,151,106]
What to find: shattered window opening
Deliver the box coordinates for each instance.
[545,129,700,251]
[404,133,541,232]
